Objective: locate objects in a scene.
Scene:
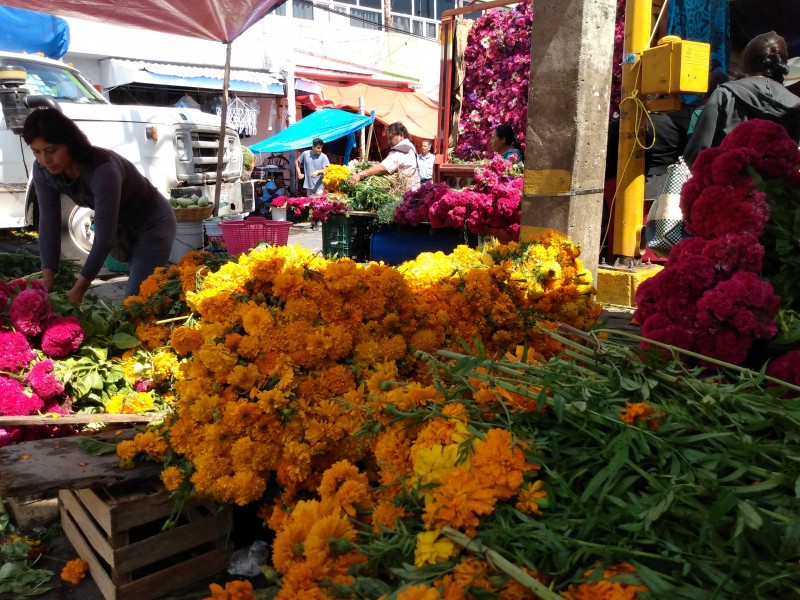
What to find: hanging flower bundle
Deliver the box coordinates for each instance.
[0,279,84,446]
[634,119,800,372]
[455,0,533,160]
[117,236,599,506]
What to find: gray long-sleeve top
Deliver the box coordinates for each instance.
[684,77,800,166]
[33,146,163,281]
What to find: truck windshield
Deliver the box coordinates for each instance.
[21,61,106,104]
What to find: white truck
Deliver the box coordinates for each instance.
[0,51,254,262]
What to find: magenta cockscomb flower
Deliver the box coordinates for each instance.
[24,360,65,400]
[9,287,55,336]
[0,376,44,416]
[40,316,85,358]
[0,331,35,372]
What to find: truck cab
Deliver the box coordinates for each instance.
[0,51,254,262]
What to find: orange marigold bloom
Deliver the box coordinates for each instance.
[272,521,308,574]
[516,479,549,515]
[60,557,89,584]
[471,429,529,499]
[204,579,256,600]
[620,402,663,431]
[423,467,497,532]
[397,584,441,600]
[170,326,204,356]
[159,466,183,492]
[303,514,357,569]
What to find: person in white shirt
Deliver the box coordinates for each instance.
[348,122,420,192]
[418,139,434,185]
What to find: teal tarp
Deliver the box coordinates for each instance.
[249,108,373,153]
[0,7,70,59]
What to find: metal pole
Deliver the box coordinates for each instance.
[358,96,365,160]
[286,0,298,196]
[611,0,651,259]
[212,42,232,217]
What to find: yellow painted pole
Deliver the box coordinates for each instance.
[611,0,651,258]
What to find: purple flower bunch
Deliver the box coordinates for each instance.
[634,120,800,366]
[455,0,533,160]
[395,182,450,226]
[0,279,84,445]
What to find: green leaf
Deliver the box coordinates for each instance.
[736,500,764,531]
[77,437,119,456]
[111,332,141,349]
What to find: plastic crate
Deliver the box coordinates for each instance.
[321,212,377,262]
[219,218,291,254]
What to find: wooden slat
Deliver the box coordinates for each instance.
[114,508,232,574]
[61,505,119,600]
[107,485,175,532]
[0,413,165,426]
[74,488,115,537]
[0,431,161,497]
[116,548,232,600]
[59,490,116,566]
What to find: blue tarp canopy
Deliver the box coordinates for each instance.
[249,108,374,153]
[0,7,70,59]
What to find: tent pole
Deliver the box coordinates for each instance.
[213,41,232,217]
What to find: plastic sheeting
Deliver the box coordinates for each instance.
[249,108,374,153]
[0,0,281,43]
[0,6,70,59]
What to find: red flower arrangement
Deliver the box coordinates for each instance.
[309,193,349,223]
[634,119,800,372]
[270,195,287,208]
[286,196,310,216]
[394,157,522,240]
[0,278,84,445]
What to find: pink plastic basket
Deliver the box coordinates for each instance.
[219,219,292,254]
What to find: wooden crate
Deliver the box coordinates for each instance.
[59,481,233,600]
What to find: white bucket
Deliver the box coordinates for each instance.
[271,207,287,221]
[170,220,204,263]
[203,218,223,237]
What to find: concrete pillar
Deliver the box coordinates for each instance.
[520,0,617,281]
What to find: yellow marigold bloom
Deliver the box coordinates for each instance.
[106,391,156,414]
[196,341,238,375]
[414,530,458,567]
[413,444,460,505]
[116,439,138,462]
[516,479,549,515]
[226,363,261,391]
[397,584,441,600]
[60,558,89,584]
[160,466,183,492]
[151,349,181,381]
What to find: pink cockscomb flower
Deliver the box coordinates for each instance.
[24,360,65,400]
[9,287,55,337]
[0,331,35,372]
[0,376,44,416]
[40,316,85,358]
[766,350,800,387]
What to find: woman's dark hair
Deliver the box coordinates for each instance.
[740,31,790,83]
[494,123,521,150]
[22,108,92,163]
[386,122,409,139]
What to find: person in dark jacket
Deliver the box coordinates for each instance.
[684,31,800,166]
[22,108,177,303]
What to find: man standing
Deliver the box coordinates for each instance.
[418,139,434,185]
[348,122,420,192]
[295,138,330,195]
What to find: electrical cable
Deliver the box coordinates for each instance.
[293,0,434,41]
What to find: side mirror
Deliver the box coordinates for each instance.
[0,64,30,134]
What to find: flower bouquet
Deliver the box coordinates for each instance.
[322,164,351,194]
[269,195,287,208]
[635,119,800,375]
[308,193,350,223]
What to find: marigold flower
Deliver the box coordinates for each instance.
[160,466,184,492]
[620,402,663,431]
[414,530,458,567]
[204,579,256,600]
[397,584,442,600]
[60,557,89,584]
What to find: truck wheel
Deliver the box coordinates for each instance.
[60,202,94,264]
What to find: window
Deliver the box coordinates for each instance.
[393,0,412,15]
[272,0,314,18]
[393,15,411,31]
[426,22,437,38]
[416,0,434,18]
[351,8,382,29]
[413,20,423,36]
[360,0,381,8]
[437,0,455,19]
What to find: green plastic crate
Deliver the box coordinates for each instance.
[321,212,377,262]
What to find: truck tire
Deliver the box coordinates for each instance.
[60,201,94,265]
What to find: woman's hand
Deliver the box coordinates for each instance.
[67,276,92,304]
